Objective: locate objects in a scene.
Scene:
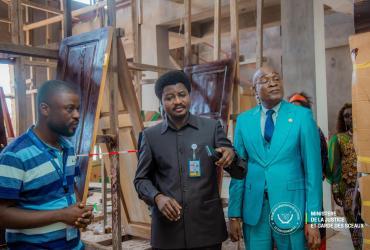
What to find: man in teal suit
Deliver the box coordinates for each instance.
[228,66,323,249]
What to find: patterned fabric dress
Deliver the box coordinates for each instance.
[327,132,362,249]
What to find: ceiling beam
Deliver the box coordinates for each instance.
[0,43,59,59]
[23,0,107,31]
[22,0,63,15]
[323,0,353,15]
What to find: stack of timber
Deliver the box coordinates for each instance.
[350,31,370,249]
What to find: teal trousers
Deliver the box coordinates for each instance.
[243,197,307,250]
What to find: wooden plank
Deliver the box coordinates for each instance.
[107,0,122,248]
[131,0,142,108]
[256,0,264,68]
[99,113,132,130]
[25,4,37,124]
[0,18,11,24]
[0,89,7,149]
[63,0,72,37]
[22,0,63,15]
[24,59,58,67]
[230,0,240,115]
[115,127,151,239]
[354,0,370,33]
[184,59,235,130]
[56,27,114,201]
[0,43,59,59]
[23,0,107,31]
[184,59,235,193]
[11,0,27,135]
[46,0,52,80]
[240,57,266,65]
[128,62,175,72]
[117,40,144,141]
[0,89,14,139]
[184,0,192,66]
[213,0,221,60]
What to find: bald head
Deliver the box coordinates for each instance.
[252,66,277,86]
[252,66,284,109]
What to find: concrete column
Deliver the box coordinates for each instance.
[141,24,172,111]
[281,0,328,135]
[281,0,331,218]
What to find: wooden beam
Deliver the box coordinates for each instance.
[167,5,280,50]
[63,0,72,37]
[213,0,221,60]
[23,0,107,31]
[131,0,142,108]
[107,0,122,248]
[22,0,63,15]
[0,18,11,24]
[0,43,59,59]
[46,0,52,80]
[240,56,267,65]
[162,0,254,27]
[256,0,264,68]
[230,0,240,114]
[99,113,132,130]
[184,0,191,66]
[60,0,65,39]
[24,59,57,67]
[117,41,144,140]
[128,62,175,72]
[25,5,37,124]
[11,0,27,135]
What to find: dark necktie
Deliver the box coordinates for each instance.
[264,109,275,143]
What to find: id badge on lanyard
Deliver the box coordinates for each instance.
[188,144,201,177]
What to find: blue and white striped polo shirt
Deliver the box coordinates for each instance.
[0,127,84,250]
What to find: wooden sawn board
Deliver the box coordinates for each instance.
[184,59,235,190]
[56,27,113,201]
[184,59,235,129]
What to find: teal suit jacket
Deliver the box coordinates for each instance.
[228,100,322,227]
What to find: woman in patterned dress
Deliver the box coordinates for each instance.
[327,103,362,249]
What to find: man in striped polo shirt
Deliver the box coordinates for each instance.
[0,80,93,249]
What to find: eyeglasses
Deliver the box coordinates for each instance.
[256,74,280,85]
[343,113,352,118]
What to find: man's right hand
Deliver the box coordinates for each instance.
[155,194,182,221]
[229,219,242,242]
[60,203,90,227]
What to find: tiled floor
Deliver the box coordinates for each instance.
[326,228,354,250]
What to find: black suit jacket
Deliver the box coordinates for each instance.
[134,114,230,249]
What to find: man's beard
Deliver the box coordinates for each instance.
[48,121,76,137]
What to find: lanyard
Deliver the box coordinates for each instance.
[28,130,73,205]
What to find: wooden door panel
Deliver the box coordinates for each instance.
[184,59,235,129]
[57,27,113,200]
[184,59,235,192]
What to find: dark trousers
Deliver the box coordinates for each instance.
[153,243,222,250]
[0,228,5,247]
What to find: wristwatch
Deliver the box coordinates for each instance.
[229,217,241,221]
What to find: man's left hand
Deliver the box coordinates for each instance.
[305,224,321,250]
[215,147,235,168]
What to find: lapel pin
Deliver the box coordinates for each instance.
[288,118,293,123]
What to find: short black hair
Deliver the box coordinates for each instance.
[37,80,79,107]
[155,70,191,99]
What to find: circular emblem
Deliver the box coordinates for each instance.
[191,144,198,150]
[269,202,302,235]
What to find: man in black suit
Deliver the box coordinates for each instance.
[134,70,236,249]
